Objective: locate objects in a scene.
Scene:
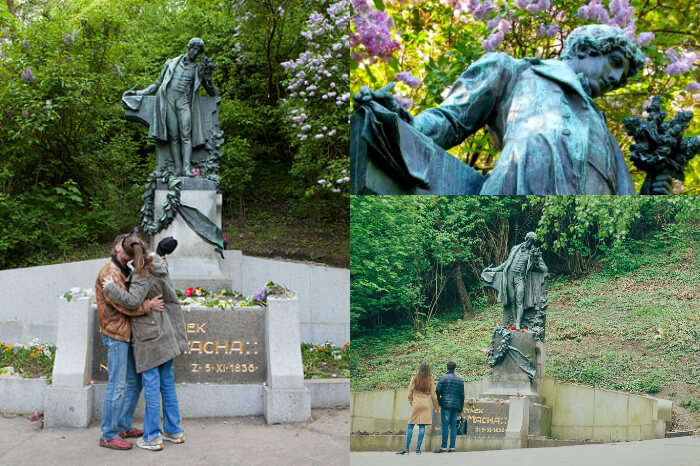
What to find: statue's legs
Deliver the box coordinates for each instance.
[165,101,182,175]
[175,99,192,176]
[513,274,525,329]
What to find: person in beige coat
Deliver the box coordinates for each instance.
[396,364,440,455]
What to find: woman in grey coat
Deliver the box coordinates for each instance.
[103,235,188,451]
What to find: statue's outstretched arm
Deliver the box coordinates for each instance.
[125,62,167,97]
[412,52,515,150]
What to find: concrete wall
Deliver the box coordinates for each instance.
[539,376,666,442]
[351,380,485,434]
[0,252,349,346]
[227,251,349,345]
[351,377,669,443]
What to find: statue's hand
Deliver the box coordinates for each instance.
[641,171,674,195]
[353,83,414,124]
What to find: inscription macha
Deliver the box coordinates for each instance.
[92,308,266,384]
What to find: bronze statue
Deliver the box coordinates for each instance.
[352,24,698,195]
[481,232,548,331]
[123,37,218,177]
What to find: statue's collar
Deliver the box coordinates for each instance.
[527,58,595,104]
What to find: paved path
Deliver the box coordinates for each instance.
[351,436,700,466]
[0,408,349,466]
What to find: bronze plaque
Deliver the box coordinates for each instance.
[464,401,509,437]
[91,307,266,384]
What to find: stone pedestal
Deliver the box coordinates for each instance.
[45,299,94,429]
[153,177,229,291]
[482,331,544,398]
[478,331,552,441]
[263,296,311,423]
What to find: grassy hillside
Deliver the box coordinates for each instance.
[351,232,700,430]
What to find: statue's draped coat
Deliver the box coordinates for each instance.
[413,53,636,195]
[147,55,207,147]
[481,243,547,325]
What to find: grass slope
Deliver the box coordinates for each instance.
[351,233,700,430]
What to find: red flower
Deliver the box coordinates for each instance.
[508,325,516,330]
[185,287,194,297]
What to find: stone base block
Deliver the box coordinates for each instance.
[44,385,94,429]
[264,386,311,424]
[503,398,529,449]
[528,402,552,437]
[0,376,49,414]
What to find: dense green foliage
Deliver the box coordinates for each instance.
[0,0,348,269]
[350,0,700,192]
[350,195,700,334]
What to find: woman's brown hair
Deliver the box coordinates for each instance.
[413,363,432,393]
[122,235,154,276]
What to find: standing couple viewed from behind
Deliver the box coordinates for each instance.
[396,361,465,455]
[95,233,188,451]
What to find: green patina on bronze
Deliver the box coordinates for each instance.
[482,232,548,379]
[351,24,698,195]
[123,38,224,250]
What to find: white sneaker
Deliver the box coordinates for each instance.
[162,431,185,444]
[136,435,164,451]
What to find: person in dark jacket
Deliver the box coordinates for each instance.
[435,361,464,452]
[103,235,188,451]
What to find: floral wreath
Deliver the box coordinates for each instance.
[487,326,512,367]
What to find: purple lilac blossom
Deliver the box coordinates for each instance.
[636,32,654,46]
[393,94,413,109]
[351,9,400,62]
[21,68,34,82]
[577,0,611,23]
[395,71,421,88]
[664,49,699,76]
[686,82,700,93]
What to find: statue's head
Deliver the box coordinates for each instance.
[561,24,645,98]
[187,37,205,60]
[525,231,537,246]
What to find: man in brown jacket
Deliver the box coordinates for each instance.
[96,233,164,450]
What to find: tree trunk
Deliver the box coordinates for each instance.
[453,262,472,319]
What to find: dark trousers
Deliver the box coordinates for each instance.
[440,408,459,449]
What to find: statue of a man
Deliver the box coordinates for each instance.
[481,232,548,330]
[123,37,218,176]
[356,24,676,195]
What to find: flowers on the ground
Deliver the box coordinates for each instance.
[185,287,195,297]
[302,341,350,378]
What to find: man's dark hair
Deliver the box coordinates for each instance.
[111,233,129,256]
[447,361,456,372]
[561,24,646,81]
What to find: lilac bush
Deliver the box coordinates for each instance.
[281,0,350,197]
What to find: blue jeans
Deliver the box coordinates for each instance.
[440,408,459,449]
[404,424,425,451]
[101,335,142,440]
[141,359,183,441]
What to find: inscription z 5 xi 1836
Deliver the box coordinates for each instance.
[92,308,266,384]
